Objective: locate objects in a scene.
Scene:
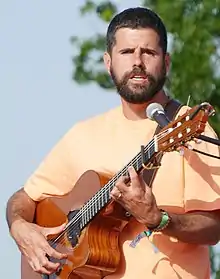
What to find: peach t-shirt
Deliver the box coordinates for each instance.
[23,105,220,279]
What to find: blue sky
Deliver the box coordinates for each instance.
[0,1,139,277]
[0,1,219,278]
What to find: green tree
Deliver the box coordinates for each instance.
[71,0,220,277]
[71,0,220,136]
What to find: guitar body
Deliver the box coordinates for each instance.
[21,103,213,279]
[21,170,130,279]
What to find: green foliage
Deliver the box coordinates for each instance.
[210,246,220,279]
[70,1,117,89]
[71,0,220,277]
[143,0,220,135]
[71,0,220,136]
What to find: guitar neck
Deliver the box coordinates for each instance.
[78,136,159,229]
[72,102,214,229]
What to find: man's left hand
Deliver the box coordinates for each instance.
[111,166,162,228]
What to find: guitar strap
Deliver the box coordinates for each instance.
[142,98,183,188]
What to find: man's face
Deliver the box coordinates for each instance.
[104,28,169,104]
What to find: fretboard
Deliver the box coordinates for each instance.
[74,136,158,230]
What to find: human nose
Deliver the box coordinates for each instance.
[133,50,143,67]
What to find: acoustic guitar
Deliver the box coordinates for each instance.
[21,102,214,279]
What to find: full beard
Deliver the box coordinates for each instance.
[110,64,167,104]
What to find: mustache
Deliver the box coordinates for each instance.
[123,67,155,83]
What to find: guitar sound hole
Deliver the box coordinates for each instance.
[67,209,81,247]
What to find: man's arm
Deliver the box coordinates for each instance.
[6,125,79,274]
[111,166,220,246]
[163,210,220,245]
[6,188,36,229]
[6,188,68,275]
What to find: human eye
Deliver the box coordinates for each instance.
[120,48,134,54]
[142,48,157,56]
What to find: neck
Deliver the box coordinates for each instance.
[121,90,169,120]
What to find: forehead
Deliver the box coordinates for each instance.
[114,28,160,49]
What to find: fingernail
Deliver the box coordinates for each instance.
[178,147,184,156]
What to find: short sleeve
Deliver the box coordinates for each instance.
[183,123,220,212]
[23,124,80,201]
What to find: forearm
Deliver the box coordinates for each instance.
[6,188,37,229]
[163,210,220,245]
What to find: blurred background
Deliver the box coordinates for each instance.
[1,1,220,278]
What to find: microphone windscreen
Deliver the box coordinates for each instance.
[146,103,164,120]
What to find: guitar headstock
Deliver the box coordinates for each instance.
[157,102,215,152]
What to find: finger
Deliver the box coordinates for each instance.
[47,245,68,260]
[42,223,66,237]
[193,138,202,144]
[128,166,141,187]
[30,258,52,275]
[115,175,129,186]
[39,253,60,273]
[114,176,129,192]
[110,186,122,200]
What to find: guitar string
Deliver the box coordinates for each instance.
[52,121,199,246]
[50,127,173,246]
[50,127,174,246]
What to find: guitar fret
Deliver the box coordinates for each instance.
[87,213,89,223]
[98,198,101,210]
[94,201,97,213]
[104,191,108,203]
[90,207,93,220]
[82,214,86,227]
[79,138,157,230]
[91,207,94,218]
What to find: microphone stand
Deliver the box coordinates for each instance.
[193,135,220,160]
[197,135,220,147]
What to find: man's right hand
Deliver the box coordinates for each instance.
[10,219,68,275]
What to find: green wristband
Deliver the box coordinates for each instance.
[156,211,170,230]
[147,210,171,232]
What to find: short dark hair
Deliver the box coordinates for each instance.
[106,7,167,55]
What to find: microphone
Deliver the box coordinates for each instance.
[146,103,170,128]
[146,103,220,147]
